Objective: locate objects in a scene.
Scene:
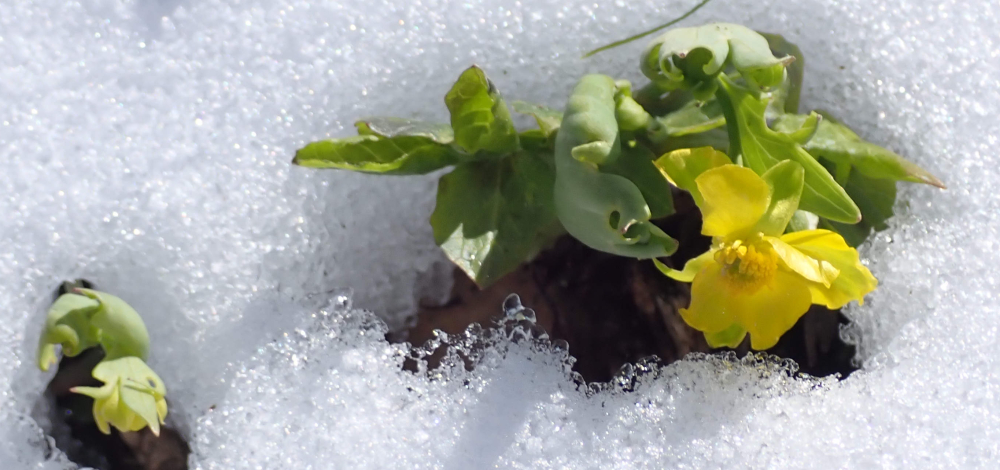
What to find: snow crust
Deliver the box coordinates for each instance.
[1,0,998,468]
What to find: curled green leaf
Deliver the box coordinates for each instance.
[554,74,677,258]
[76,289,151,361]
[445,66,519,155]
[37,293,101,371]
[759,32,805,115]
[641,23,791,94]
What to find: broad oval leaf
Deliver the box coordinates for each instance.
[445,66,519,155]
[430,151,563,287]
[717,78,861,224]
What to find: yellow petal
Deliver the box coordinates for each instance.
[735,270,813,350]
[654,147,732,205]
[156,397,168,423]
[704,323,748,348]
[680,263,740,333]
[653,249,716,283]
[695,165,770,238]
[781,229,878,309]
[92,400,112,435]
[765,236,839,287]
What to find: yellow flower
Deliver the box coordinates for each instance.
[659,161,877,349]
[71,356,168,436]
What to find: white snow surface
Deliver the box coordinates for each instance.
[1,0,998,468]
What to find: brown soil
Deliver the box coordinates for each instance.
[405,190,858,382]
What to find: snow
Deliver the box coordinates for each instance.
[1,0,998,468]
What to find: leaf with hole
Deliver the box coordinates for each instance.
[445,66,520,155]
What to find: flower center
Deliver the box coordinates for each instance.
[714,237,778,294]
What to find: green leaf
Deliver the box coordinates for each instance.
[38,293,102,370]
[77,289,151,361]
[517,129,551,152]
[652,98,725,136]
[511,101,562,138]
[786,210,819,233]
[614,92,653,131]
[759,32,805,115]
[773,112,946,188]
[716,77,861,224]
[445,66,519,155]
[772,112,820,144]
[293,134,466,175]
[603,141,675,219]
[756,160,805,236]
[356,117,454,142]
[649,126,730,156]
[704,324,748,349]
[641,23,790,93]
[821,171,897,247]
[430,151,563,287]
[554,74,678,259]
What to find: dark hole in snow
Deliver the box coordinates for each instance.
[400,190,859,382]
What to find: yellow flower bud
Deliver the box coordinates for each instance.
[70,356,168,436]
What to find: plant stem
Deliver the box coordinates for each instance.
[714,77,742,161]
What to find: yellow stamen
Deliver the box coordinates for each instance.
[715,235,778,294]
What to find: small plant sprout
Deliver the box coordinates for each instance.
[293,20,942,350]
[70,357,168,436]
[37,287,168,436]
